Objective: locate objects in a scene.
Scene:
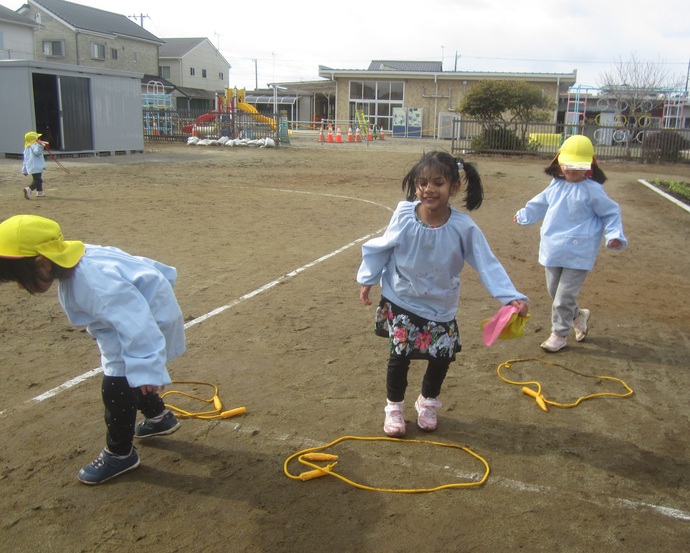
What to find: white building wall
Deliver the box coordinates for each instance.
[0,22,36,59]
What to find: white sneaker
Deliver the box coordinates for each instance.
[23,187,31,200]
[573,309,590,342]
[415,395,442,431]
[383,401,405,437]
[540,333,567,353]
[36,191,46,198]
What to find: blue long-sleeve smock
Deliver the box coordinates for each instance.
[57,245,186,388]
[357,201,527,322]
[22,143,46,175]
[515,177,627,270]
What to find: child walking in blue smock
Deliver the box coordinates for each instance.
[514,135,627,353]
[357,151,529,437]
[0,215,186,484]
[22,132,47,199]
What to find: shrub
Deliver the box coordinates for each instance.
[643,131,690,163]
[471,126,527,152]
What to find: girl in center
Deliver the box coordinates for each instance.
[357,151,528,437]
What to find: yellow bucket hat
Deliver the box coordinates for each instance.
[557,135,594,170]
[0,215,85,268]
[24,131,42,148]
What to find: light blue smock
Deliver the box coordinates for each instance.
[515,178,627,270]
[22,143,46,175]
[58,245,186,388]
[357,201,527,322]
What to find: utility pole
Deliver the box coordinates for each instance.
[129,14,149,28]
[454,51,460,71]
[253,59,258,91]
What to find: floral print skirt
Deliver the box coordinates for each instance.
[375,297,461,361]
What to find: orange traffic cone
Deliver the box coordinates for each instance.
[327,125,334,143]
[335,125,343,143]
[379,126,385,141]
[347,126,354,142]
[366,127,373,141]
[355,127,362,142]
[319,127,325,142]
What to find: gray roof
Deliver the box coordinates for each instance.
[159,37,207,58]
[31,0,162,43]
[0,4,38,26]
[368,60,442,72]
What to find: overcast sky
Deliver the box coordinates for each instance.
[10,0,689,91]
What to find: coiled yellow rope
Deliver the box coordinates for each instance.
[162,380,247,420]
[284,435,490,493]
[497,357,633,412]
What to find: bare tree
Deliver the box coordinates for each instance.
[597,53,685,154]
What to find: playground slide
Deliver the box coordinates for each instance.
[237,102,277,131]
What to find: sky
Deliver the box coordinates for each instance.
[9,0,690,91]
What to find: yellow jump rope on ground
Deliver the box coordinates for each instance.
[163,380,247,420]
[497,357,633,412]
[284,435,490,493]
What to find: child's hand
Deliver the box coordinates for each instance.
[509,299,529,317]
[360,285,372,305]
[607,239,622,250]
[140,384,164,395]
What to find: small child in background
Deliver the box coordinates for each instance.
[357,151,528,437]
[0,215,186,485]
[514,135,627,353]
[22,132,48,199]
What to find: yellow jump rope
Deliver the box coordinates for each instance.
[497,357,633,412]
[162,380,246,420]
[283,435,490,493]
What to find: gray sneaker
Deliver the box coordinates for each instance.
[134,410,180,439]
[573,309,591,342]
[23,187,31,200]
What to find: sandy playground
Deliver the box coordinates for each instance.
[0,135,689,552]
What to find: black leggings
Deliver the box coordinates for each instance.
[386,354,451,402]
[101,375,166,455]
[29,173,43,192]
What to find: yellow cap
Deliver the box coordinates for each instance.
[24,132,41,148]
[0,215,85,268]
[557,135,594,170]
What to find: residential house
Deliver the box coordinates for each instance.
[0,3,38,59]
[17,0,162,75]
[158,37,230,110]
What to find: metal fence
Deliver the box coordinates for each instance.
[143,108,282,143]
[450,119,690,164]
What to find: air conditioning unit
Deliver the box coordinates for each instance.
[438,112,457,139]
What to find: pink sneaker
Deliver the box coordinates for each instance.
[540,333,567,352]
[415,395,442,431]
[383,401,405,437]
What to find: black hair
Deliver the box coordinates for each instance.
[401,151,484,210]
[544,158,607,184]
[0,256,73,294]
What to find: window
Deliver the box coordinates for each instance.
[111,48,118,60]
[219,72,224,81]
[42,40,64,57]
[159,66,171,79]
[0,32,4,51]
[202,69,207,78]
[190,67,196,76]
[91,42,106,60]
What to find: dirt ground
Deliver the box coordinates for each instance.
[0,135,688,553]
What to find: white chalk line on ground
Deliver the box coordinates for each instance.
[5,187,689,523]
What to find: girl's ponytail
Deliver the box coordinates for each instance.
[457,158,484,211]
